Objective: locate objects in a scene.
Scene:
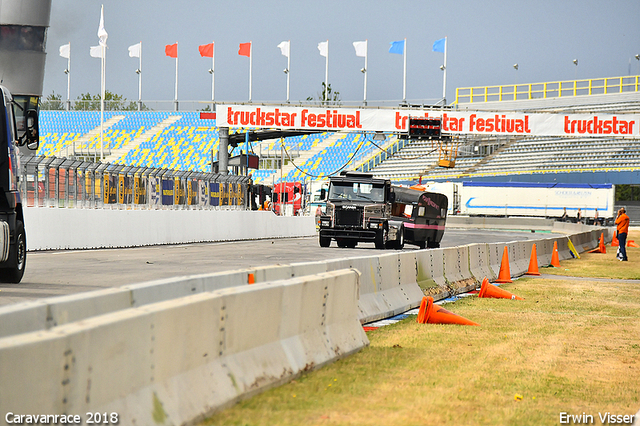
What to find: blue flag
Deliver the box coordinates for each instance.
[389,40,405,55]
[432,38,445,53]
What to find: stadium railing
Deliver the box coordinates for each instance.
[455,75,640,104]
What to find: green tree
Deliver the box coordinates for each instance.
[307,82,341,106]
[40,91,65,110]
[73,91,142,111]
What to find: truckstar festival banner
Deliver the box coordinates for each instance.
[217,104,640,137]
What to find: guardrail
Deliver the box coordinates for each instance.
[20,155,250,210]
[455,75,640,104]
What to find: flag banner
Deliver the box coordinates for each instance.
[59,43,70,59]
[165,43,178,58]
[433,38,445,53]
[238,42,251,57]
[353,40,367,57]
[89,45,103,58]
[199,42,214,58]
[128,42,141,58]
[217,104,640,137]
[277,41,290,58]
[317,41,328,57]
[97,5,108,47]
[389,40,404,54]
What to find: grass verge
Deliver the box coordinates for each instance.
[201,235,640,426]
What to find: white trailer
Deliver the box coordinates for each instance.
[459,181,615,221]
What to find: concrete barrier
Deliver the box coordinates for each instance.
[468,243,495,282]
[414,248,448,299]
[442,246,477,294]
[23,208,316,251]
[0,269,368,426]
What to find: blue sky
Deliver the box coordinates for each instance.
[43,0,640,105]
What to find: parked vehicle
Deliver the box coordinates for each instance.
[272,182,303,216]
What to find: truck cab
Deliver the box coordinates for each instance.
[319,171,447,250]
[0,85,39,282]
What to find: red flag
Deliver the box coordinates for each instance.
[165,43,177,58]
[199,42,214,58]
[238,42,251,57]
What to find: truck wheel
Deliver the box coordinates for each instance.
[319,234,331,247]
[0,220,26,283]
[427,239,440,249]
[337,239,347,248]
[393,226,405,250]
[416,241,426,250]
[375,227,387,249]
[346,241,357,249]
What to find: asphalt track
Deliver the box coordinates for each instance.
[0,228,548,307]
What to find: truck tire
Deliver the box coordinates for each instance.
[319,234,331,247]
[416,241,426,250]
[374,227,387,249]
[0,220,26,283]
[427,239,440,249]
[395,226,405,250]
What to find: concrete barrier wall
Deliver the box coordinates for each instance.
[0,269,368,426]
[23,207,316,251]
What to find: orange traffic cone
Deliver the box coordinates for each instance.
[588,233,607,254]
[478,277,523,300]
[611,231,619,247]
[628,240,640,248]
[551,241,561,267]
[248,273,255,284]
[495,246,512,283]
[416,296,479,326]
[526,243,541,275]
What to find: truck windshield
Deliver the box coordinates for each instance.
[328,182,385,202]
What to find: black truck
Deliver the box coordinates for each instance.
[318,171,447,249]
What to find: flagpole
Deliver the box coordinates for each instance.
[66,44,71,111]
[442,36,447,105]
[325,40,329,103]
[138,42,142,111]
[174,43,178,111]
[249,41,252,102]
[364,40,368,105]
[212,41,215,104]
[286,40,290,103]
[402,38,407,103]
[100,43,105,161]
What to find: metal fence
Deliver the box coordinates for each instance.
[455,75,640,104]
[20,155,250,210]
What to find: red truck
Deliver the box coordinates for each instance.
[272,182,303,216]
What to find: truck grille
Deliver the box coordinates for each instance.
[335,208,362,227]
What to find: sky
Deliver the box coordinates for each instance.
[43,0,640,107]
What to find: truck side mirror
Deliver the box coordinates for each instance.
[24,109,39,150]
[320,188,326,200]
[389,192,396,203]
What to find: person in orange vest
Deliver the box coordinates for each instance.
[615,207,630,261]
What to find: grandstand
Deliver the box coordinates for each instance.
[37,74,640,191]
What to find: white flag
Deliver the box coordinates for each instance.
[59,43,70,59]
[317,41,328,58]
[89,45,103,58]
[353,40,367,58]
[97,5,108,47]
[277,41,290,58]
[128,42,141,58]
